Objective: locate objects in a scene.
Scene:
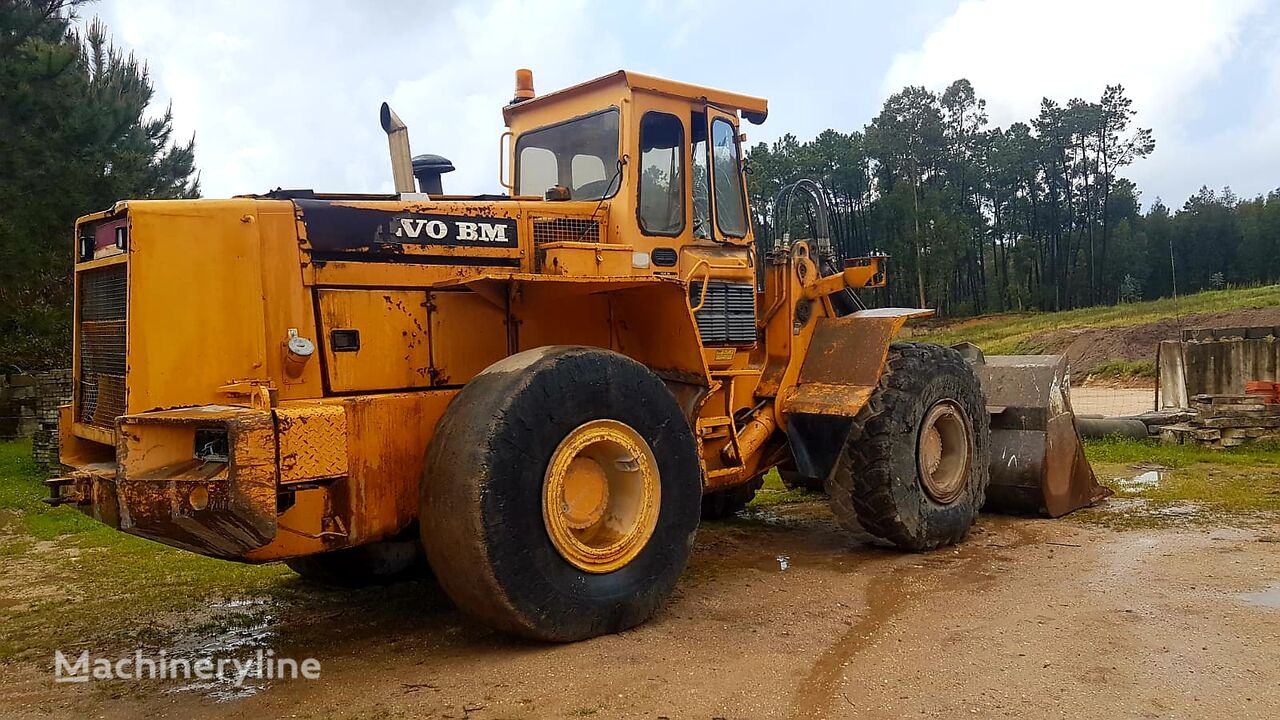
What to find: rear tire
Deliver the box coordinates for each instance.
[827,342,990,551]
[420,346,702,642]
[285,539,424,587]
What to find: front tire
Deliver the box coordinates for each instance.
[420,346,702,642]
[827,342,990,550]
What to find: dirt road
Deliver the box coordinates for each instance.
[3,500,1277,720]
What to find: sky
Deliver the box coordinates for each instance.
[94,0,1280,209]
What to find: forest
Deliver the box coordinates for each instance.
[745,82,1280,315]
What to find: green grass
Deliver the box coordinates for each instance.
[0,439,101,539]
[1077,438,1280,528]
[747,468,822,508]
[920,285,1280,354]
[1084,436,1280,469]
[1087,359,1157,381]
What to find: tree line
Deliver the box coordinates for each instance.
[746,81,1279,315]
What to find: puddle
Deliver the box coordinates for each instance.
[1114,470,1163,492]
[1239,584,1280,610]
[737,503,831,528]
[1073,497,1215,529]
[159,597,279,701]
[701,543,871,575]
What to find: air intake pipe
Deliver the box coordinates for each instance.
[412,154,455,195]
[380,102,416,194]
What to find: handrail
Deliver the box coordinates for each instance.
[498,131,513,193]
[685,259,712,313]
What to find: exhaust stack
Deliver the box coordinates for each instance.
[380,102,416,194]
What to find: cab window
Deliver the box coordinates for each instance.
[516,108,620,199]
[711,118,747,237]
[691,111,711,239]
[637,111,684,235]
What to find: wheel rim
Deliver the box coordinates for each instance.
[542,419,661,573]
[917,400,972,504]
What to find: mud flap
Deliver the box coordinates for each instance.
[957,347,1111,517]
[781,311,932,481]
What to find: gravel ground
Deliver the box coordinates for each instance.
[3,500,1278,720]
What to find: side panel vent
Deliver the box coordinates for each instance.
[77,264,128,428]
[689,281,756,345]
[533,218,600,244]
[651,247,678,266]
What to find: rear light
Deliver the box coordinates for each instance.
[79,217,128,262]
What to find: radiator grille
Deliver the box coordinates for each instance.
[690,281,756,345]
[77,265,127,428]
[533,217,601,244]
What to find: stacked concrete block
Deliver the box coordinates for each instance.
[31,369,72,471]
[0,373,38,440]
[1158,394,1280,448]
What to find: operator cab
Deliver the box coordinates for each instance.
[501,70,768,260]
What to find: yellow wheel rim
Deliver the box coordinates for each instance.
[542,419,661,574]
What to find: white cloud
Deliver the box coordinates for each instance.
[386,0,623,196]
[97,0,620,198]
[885,0,1261,124]
[883,0,1276,204]
[90,0,1280,206]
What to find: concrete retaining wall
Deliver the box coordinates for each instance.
[1157,328,1280,409]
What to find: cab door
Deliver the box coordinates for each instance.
[704,106,753,247]
[684,106,757,349]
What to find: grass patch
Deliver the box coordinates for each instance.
[749,487,819,507]
[919,285,1280,354]
[0,439,100,539]
[1076,437,1280,528]
[1124,466,1280,511]
[0,439,292,662]
[1084,437,1280,469]
[1086,359,1156,381]
[747,468,823,508]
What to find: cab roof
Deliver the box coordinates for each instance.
[502,70,769,126]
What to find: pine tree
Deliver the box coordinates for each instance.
[0,1,199,370]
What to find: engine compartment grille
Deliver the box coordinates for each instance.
[77,264,127,428]
[690,281,756,345]
[533,217,601,244]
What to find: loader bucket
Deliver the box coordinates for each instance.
[959,349,1111,517]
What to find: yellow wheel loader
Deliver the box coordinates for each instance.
[49,70,1105,641]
